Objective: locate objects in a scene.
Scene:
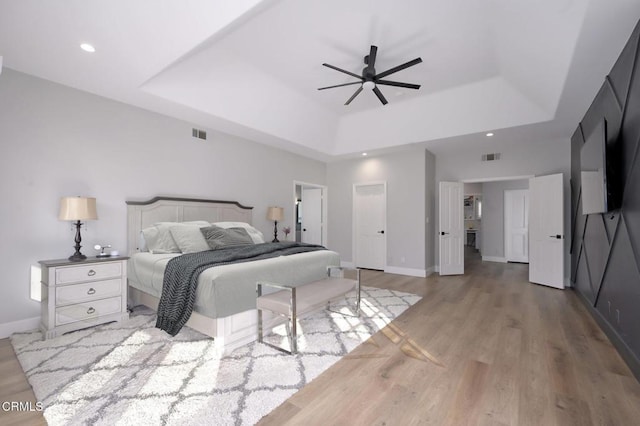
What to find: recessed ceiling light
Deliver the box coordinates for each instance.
[486,132,494,137]
[80,43,96,53]
[362,152,368,156]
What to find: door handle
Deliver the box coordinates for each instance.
[548,235,563,239]
[377,230,384,234]
[440,231,449,236]
[303,228,307,231]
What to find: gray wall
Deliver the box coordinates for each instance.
[570,20,640,377]
[326,149,429,274]
[480,179,529,259]
[0,69,326,327]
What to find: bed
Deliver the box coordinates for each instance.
[126,196,340,353]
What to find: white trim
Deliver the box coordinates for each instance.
[0,316,40,339]
[434,265,440,273]
[384,266,430,278]
[482,256,508,263]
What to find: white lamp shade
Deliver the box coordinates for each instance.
[267,206,284,221]
[59,197,98,221]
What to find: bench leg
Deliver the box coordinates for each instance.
[257,308,264,344]
[290,287,298,354]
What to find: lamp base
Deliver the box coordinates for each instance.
[68,253,87,262]
[69,220,86,261]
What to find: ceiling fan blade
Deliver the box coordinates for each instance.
[376,79,421,90]
[345,86,363,105]
[318,81,364,90]
[323,63,363,80]
[367,45,378,74]
[373,86,388,105]
[376,57,423,79]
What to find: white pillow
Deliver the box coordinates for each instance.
[169,225,210,254]
[141,221,210,254]
[213,222,265,244]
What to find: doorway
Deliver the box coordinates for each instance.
[440,174,564,288]
[439,176,533,275]
[293,181,327,246]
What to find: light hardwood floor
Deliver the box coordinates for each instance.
[260,251,640,425]
[2,250,639,425]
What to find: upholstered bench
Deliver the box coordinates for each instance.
[256,267,360,354]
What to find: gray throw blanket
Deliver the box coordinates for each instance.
[156,241,326,336]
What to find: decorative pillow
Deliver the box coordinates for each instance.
[213,221,265,244]
[141,221,210,254]
[201,225,254,250]
[169,225,211,254]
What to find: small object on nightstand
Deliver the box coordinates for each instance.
[94,244,112,258]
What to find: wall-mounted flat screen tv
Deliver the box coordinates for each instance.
[580,118,620,214]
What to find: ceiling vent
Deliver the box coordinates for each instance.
[192,128,207,140]
[482,153,501,162]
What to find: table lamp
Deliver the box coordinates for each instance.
[267,206,284,242]
[59,196,98,261]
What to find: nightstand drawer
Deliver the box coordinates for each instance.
[55,279,122,307]
[55,296,122,326]
[56,262,122,285]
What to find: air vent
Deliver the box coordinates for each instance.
[482,153,501,161]
[192,128,207,140]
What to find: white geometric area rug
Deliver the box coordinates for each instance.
[11,287,420,426]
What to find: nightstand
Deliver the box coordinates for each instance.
[39,256,130,339]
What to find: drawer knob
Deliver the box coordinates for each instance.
[87,288,96,295]
[87,269,96,277]
[87,307,96,314]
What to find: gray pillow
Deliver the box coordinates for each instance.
[200,226,254,250]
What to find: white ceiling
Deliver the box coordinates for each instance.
[1,0,640,160]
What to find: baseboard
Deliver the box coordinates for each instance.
[482,256,507,263]
[573,288,640,382]
[434,265,440,273]
[0,316,40,339]
[340,261,355,268]
[384,266,428,278]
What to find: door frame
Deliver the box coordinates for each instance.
[436,175,534,272]
[292,181,328,246]
[352,181,387,270]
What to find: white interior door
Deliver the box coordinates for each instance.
[504,189,529,263]
[354,183,386,270]
[529,174,564,288]
[439,181,464,275]
[301,188,322,245]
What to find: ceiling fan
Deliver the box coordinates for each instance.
[318,45,422,106]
